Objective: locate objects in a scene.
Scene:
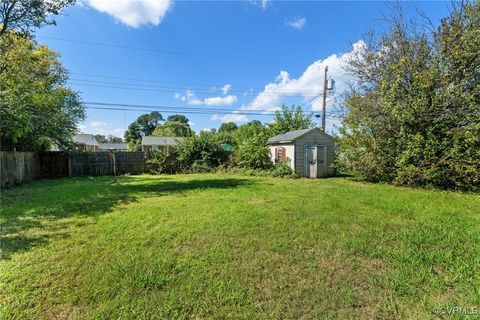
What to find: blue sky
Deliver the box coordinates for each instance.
[36,1,450,137]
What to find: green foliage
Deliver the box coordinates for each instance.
[125,112,164,150]
[0,0,75,36]
[146,150,181,174]
[153,121,193,137]
[166,114,189,124]
[176,132,230,171]
[218,122,238,133]
[269,104,314,136]
[94,134,123,143]
[270,159,298,178]
[233,133,272,170]
[338,2,480,190]
[0,32,84,151]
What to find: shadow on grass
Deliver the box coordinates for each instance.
[0,175,253,259]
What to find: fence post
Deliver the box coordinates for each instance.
[112,151,117,177]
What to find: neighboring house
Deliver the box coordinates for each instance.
[141,136,184,157]
[98,143,128,151]
[73,134,99,152]
[267,128,335,178]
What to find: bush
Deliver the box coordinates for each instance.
[270,159,298,178]
[189,160,214,173]
[146,150,181,174]
[233,134,272,170]
[216,159,298,179]
[177,133,230,170]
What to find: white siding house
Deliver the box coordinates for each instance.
[141,136,184,157]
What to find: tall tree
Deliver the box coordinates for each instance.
[153,121,193,137]
[269,105,314,136]
[124,112,164,150]
[338,2,479,190]
[166,114,189,124]
[0,0,75,36]
[0,32,84,150]
[218,122,238,133]
[94,134,123,143]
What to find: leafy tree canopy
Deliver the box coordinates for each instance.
[338,2,480,190]
[0,32,84,151]
[153,121,193,137]
[166,114,189,124]
[269,105,314,136]
[218,122,238,133]
[0,0,75,36]
[124,112,164,150]
[94,134,123,143]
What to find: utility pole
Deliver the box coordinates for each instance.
[322,66,328,132]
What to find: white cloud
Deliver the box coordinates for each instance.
[211,112,248,124]
[77,121,125,137]
[285,16,306,30]
[249,0,270,10]
[90,121,108,128]
[204,95,238,106]
[175,90,238,106]
[221,84,231,95]
[243,40,365,114]
[81,0,173,28]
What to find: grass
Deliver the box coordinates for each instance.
[1,174,479,319]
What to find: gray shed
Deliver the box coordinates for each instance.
[267,128,335,178]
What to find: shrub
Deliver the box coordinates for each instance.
[190,160,214,173]
[270,159,298,178]
[146,150,181,174]
[233,134,272,170]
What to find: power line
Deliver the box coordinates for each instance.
[84,102,276,115]
[83,101,345,118]
[69,78,322,94]
[40,36,307,66]
[70,72,262,90]
[68,79,321,97]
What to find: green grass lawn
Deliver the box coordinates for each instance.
[1,174,479,319]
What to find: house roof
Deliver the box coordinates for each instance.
[73,134,99,146]
[267,128,332,144]
[141,136,184,146]
[98,143,128,150]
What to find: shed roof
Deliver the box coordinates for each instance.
[73,134,99,146]
[267,128,332,144]
[141,136,184,146]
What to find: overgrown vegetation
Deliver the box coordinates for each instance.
[1,175,479,318]
[338,2,480,190]
[145,105,313,177]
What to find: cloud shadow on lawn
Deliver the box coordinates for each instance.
[0,175,253,259]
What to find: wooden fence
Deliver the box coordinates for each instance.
[0,152,40,188]
[0,151,145,189]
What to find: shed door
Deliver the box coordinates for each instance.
[317,147,326,177]
[306,147,317,178]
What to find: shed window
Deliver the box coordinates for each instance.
[275,147,285,162]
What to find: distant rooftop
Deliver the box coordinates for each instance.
[73,134,99,146]
[141,136,184,146]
